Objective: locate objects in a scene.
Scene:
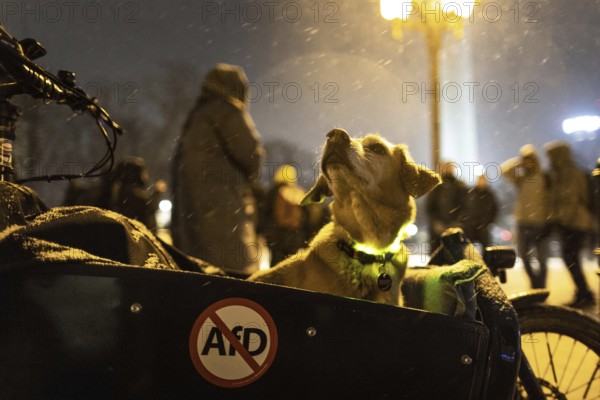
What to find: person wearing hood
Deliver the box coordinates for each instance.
[425,161,469,251]
[262,164,310,267]
[545,141,595,308]
[171,64,265,277]
[106,157,164,230]
[501,145,549,289]
[463,174,498,250]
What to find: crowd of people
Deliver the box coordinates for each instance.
[61,63,597,309]
[501,142,596,307]
[63,156,166,231]
[425,161,499,252]
[425,143,596,308]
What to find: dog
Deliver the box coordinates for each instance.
[248,129,440,305]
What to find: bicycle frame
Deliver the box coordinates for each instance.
[1,261,500,399]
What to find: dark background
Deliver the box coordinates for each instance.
[2,0,599,235]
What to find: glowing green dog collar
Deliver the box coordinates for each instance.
[337,239,395,292]
[336,239,394,265]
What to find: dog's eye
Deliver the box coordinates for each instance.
[365,143,387,155]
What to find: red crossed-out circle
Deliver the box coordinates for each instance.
[189,298,278,388]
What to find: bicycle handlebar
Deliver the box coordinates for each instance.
[428,228,516,283]
[0,25,77,107]
[0,23,122,183]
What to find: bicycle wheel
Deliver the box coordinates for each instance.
[515,304,600,399]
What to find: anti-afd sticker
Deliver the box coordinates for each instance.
[189,298,278,388]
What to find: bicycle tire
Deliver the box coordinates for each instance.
[515,304,600,399]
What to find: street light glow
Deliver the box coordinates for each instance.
[380,1,476,20]
[159,199,172,212]
[562,116,600,134]
[380,0,480,166]
[380,0,414,20]
[441,1,476,18]
[406,223,419,237]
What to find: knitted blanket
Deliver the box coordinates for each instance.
[402,260,486,319]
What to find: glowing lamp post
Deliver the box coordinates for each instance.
[380,0,476,167]
[562,115,600,140]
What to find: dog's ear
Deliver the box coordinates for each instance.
[394,145,441,198]
[301,174,332,205]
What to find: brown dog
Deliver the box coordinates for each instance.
[248,129,440,305]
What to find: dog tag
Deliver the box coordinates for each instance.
[377,273,392,291]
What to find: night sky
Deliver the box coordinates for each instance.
[2,0,600,206]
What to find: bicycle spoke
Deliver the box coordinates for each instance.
[565,346,591,394]
[582,361,599,399]
[523,331,599,398]
[517,305,600,400]
[546,333,558,386]
[540,332,562,382]
[531,335,541,378]
[557,336,577,388]
[566,366,599,396]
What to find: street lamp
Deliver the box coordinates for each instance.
[561,116,600,134]
[380,0,477,167]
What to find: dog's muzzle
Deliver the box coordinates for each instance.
[322,129,353,175]
[326,128,351,143]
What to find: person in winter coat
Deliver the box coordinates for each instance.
[501,145,549,289]
[463,174,498,250]
[63,157,164,231]
[106,157,164,230]
[262,164,309,266]
[171,64,265,276]
[425,161,469,251]
[544,141,595,307]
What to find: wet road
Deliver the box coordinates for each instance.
[502,255,600,318]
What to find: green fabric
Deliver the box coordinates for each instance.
[402,260,486,319]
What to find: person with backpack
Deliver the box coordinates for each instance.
[263,164,309,266]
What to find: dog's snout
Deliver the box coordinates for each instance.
[327,128,351,143]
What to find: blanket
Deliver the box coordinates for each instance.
[402,260,486,319]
